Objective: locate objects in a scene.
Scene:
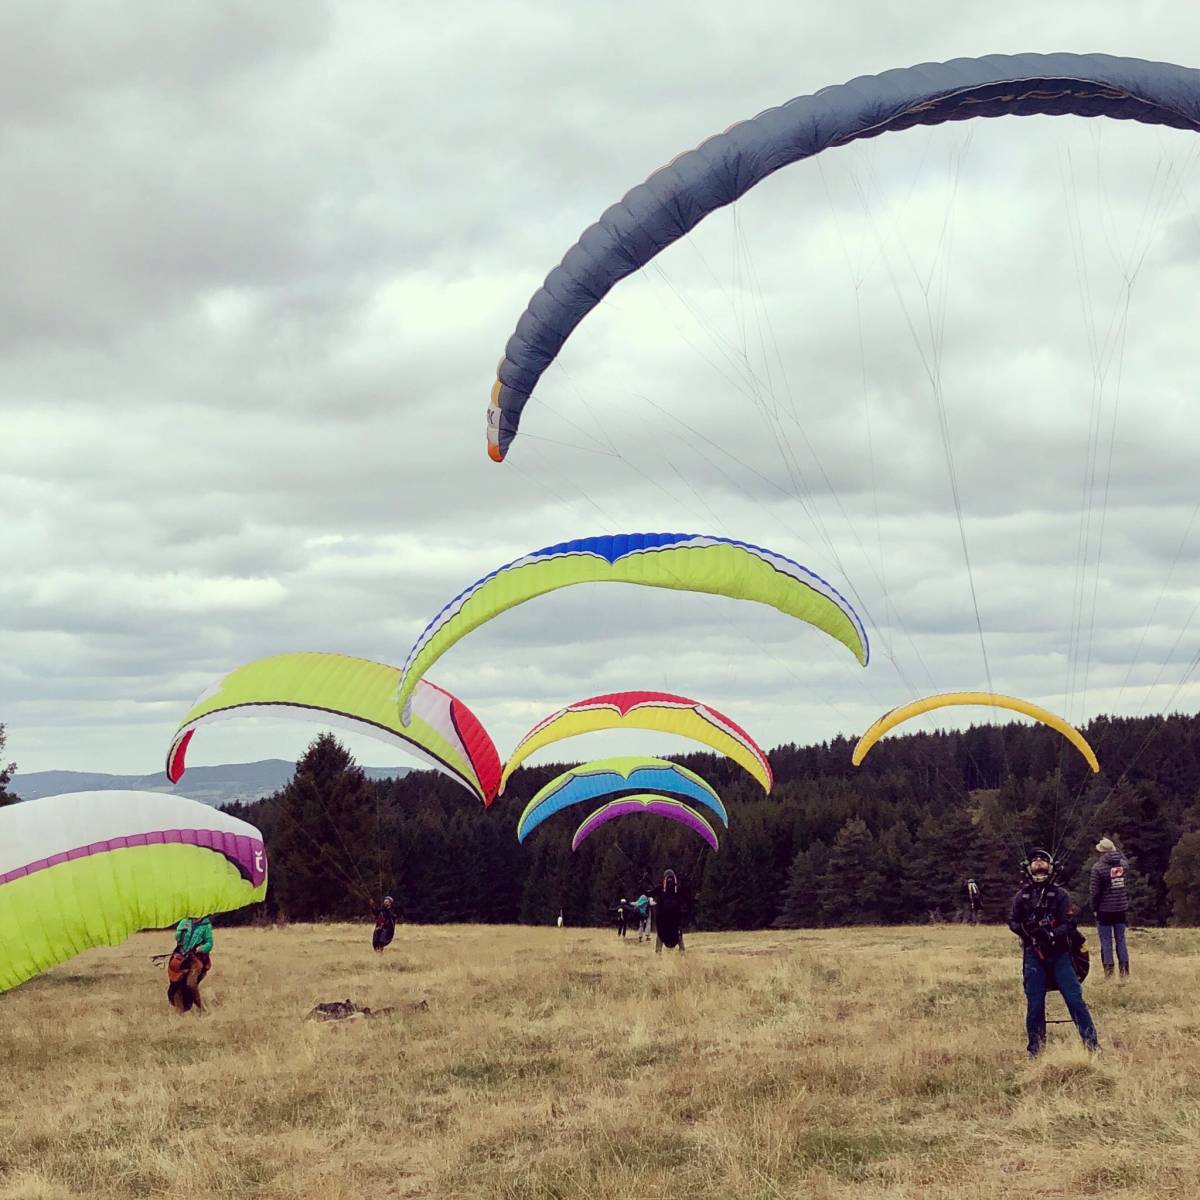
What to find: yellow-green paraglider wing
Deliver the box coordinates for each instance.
[399,533,868,720]
[168,652,501,805]
[0,791,267,994]
[852,692,1100,773]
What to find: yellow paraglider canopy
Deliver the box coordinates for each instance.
[852,692,1100,774]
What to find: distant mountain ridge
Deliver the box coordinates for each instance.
[10,760,408,807]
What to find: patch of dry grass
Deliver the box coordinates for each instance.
[3,924,1199,1198]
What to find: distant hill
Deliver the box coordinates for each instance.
[10,760,408,807]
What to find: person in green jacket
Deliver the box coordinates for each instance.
[633,894,651,943]
[174,915,214,956]
[167,915,213,1013]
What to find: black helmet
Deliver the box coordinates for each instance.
[1024,849,1054,884]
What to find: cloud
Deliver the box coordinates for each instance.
[5,2,1200,775]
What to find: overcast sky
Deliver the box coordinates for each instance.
[5,1,1200,778]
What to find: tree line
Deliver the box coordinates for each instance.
[217,709,1200,930]
[0,725,17,807]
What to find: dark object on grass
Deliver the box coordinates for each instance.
[307,997,428,1022]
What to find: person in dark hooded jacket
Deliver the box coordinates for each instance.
[372,897,397,953]
[1008,850,1099,1058]
[647,870,689,954]
[1089,837,1130,978]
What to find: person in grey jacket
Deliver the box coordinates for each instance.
[1090,837,1130,978]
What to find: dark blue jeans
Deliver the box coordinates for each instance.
[1097,921,1129,969]
[1022,947,1099,1056]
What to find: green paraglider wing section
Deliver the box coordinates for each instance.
[0,791,267,994]
[399,533,867,721]
[168,651,501,806]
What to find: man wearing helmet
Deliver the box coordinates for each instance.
[1008,850,1099,1058]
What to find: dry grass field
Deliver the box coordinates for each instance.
[3,922,1199,1199]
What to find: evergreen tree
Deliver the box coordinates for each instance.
[519,836,562,925]
[818,819,885,925]
[220,711,1200,929]
[1120,857,1157,923]
[1165,832,1200,924]
[693,833,745,929]
[0,725,17,806]
[271,733,379,920]
[1100,781,1178,923]
[877,821,917,922]
[778,839,826,927]
[588,845,629,927]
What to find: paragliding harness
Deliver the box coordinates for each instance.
[162,919,212,1012]
[373,901,397,952]
[1021,912,1090,992]
[651,870,687,951]
[1016,856,1089,995]
[164,949,210,1012]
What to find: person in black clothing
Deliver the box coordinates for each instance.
[615,899,629,939]
[1008,850,1099,1058]
[372,896,397,953]
[647,869,688,955]
[1090,836,1130,978]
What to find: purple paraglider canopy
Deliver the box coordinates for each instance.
[571,794,719,852]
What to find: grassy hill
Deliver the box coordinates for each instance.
[3,924,1198,1198]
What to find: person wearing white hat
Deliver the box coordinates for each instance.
[1089,837,1130,978]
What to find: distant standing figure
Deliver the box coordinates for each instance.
[966,878,982,924]
[633,894,651,942]
[556,909,564,928]
[372,896,397,953]
[616,899,629,939]
[1090,837,1130,978]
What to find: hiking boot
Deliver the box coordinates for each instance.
[1119,963,1130,978]
[1103,963,1114,978]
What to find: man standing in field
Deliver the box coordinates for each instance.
[1008,850,1099,1058]
[1090,837,1130,978]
